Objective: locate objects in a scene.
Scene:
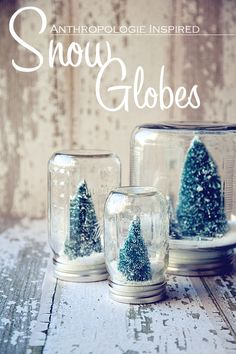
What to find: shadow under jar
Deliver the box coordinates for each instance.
[48,150,121,282]
[104,186,169,304]
[130,122,236,276]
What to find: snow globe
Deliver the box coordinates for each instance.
[48,150,121,282]
[104,186,169,303]
[130,123,236,276]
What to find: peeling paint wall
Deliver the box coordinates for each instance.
[0,0,236,225]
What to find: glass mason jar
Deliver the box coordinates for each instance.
[48,150,121,282]
[104,186,169,304]
[130,123,236,275]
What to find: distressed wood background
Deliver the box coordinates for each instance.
[0,0,236,228]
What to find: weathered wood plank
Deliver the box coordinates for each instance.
[33,273,235,354]
[201,272,236,335]
[172,0,236,123]
[29,263,57,352]
[191,275,236,354]
[0,221,229,354]
[0,220,48,354]
[0,0,72,226]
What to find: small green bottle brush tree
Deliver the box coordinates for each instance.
[175,136,228,238]
[64,180,102,260]
[118,215,152,281]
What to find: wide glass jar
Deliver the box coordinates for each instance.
[104,186,169,304]
[48,150,121,282]
[130,123,236,275]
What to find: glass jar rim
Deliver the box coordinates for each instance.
[111,186,161,197]
[53,149,116,158]
[137,122,236,131]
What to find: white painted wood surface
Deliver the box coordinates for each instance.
[0,220,49,354]
[32,272,236,354]
[0,220,236,354]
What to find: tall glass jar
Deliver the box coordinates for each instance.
[104,186,169,304]
[130,123,236,275]
[131,123,236,275]
[48,150,121,282]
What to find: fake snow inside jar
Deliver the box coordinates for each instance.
[104,186,169,304]
[48,150,121,282]
[130,123,236,276]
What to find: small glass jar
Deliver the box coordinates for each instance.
[104,186,169,304]
[48,150,121,282]
[130,123,236,275]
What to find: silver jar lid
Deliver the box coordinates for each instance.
[108,278,166,304]
[53,257,108,282]
[168,233,236,276]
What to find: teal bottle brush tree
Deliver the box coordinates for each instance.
[118,215,152,281]
[64,180,102,260]
[176,136,228,238]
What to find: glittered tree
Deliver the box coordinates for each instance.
[118,216,152,281]
[168,195,181,239]
[176,136,228,238]
[64,180,102,259]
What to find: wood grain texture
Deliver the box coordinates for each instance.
[202,275,236,335]
[171,0,236,123]
[0,221,235,354]
[0,220,48,354]
[31,268,236,354]
[0,0,72,228]
[1,0,236,222]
